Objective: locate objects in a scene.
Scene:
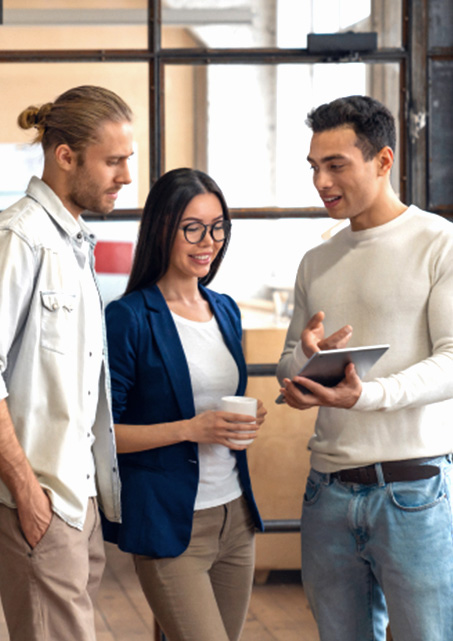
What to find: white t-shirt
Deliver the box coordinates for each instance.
[171,311,243,510]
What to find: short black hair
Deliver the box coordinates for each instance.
[306,95,396,160]
[125,168,231,294]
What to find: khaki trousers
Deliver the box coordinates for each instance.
[134,495,256,641]
[0,498,105,641]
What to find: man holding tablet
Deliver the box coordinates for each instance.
[277,95,453,641]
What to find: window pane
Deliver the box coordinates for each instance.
[0,63,149,209]
[162,0,402,49]
[429,0,453,48]
[307,0,402,49]
[211,217,338,329]
[165,62,401,208]
[1,0,147,49]
[429,60,453,211]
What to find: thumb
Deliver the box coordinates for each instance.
[344,362,359,381]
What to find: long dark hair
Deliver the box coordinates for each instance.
[125,168,231,294]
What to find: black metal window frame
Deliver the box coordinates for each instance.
[2,0,449,220]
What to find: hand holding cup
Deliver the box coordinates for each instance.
[220,396,257,445]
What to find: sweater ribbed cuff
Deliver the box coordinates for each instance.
[351,380,385,411]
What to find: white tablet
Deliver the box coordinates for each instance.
[275,344,389,404]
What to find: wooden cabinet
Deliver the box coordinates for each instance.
[242,327,317,579]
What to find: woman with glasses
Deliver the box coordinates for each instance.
[102,168,265,641]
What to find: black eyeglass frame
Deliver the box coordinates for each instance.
[179,219,232,244]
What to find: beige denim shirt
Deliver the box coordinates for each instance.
[0,177,121,528]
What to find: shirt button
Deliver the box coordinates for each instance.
[77,232,83,240]
[52,303,59,310]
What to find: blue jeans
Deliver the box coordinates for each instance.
[301,456,453,641]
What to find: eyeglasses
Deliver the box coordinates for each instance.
[179,220,232,244]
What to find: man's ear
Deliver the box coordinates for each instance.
[54,144,77,172]
[376,145,394,176]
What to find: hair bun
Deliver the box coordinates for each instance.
[17,102,53,131]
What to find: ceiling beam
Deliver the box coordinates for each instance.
[3,7,253,26]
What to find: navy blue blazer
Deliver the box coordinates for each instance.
[102,283,263,557]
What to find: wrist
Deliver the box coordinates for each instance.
[15,476,47,511]
[178,419,193,443]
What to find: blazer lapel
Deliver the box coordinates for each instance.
[142,286,196,419]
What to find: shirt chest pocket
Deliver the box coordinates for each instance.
[40,291,77,354]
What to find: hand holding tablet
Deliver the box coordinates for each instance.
[276,344,389,404]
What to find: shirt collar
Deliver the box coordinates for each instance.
[26,176,97,247]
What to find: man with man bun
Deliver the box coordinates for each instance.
[278,95,453,641]
[0,85,134,641]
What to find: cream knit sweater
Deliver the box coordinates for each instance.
[277,206,453,472]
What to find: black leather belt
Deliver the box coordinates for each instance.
[332,457,441,485]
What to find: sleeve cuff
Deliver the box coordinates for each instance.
[351,380,385,411]
[287,341,308,379]
[0,376,8,401]
[277,340,308,384]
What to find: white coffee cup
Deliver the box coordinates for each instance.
[220,396,257,445]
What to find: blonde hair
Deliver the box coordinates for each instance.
[17,85,133,153]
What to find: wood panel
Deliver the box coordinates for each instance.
[242,327,317,573]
